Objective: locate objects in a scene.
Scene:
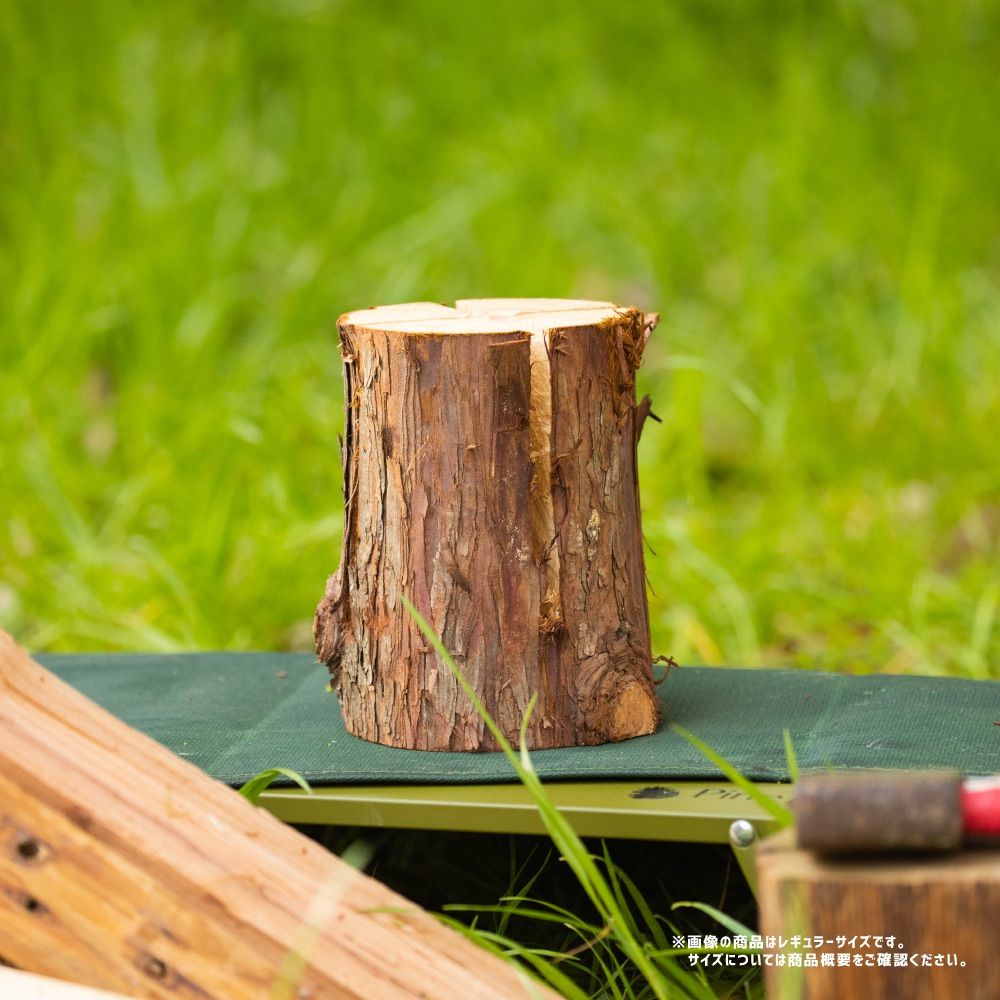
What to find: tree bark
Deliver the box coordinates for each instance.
[315,298,660,751]
[0,631,555,1000]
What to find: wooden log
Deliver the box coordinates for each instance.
[0,631,556,1000]
[757,828,1000,999]
[315,298,660,751]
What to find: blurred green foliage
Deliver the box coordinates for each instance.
[2,0,999,676]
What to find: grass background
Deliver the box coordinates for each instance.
[3,0,1000,679]
[3,4,998,996]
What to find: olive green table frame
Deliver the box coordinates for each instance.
[258,778,789,893]
[258,779,787,842]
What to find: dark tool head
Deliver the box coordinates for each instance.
[794,770,963,854]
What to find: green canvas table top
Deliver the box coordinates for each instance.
[38,652,1000,787]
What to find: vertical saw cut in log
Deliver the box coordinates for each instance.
[0,632,556,1000]
[315,298,661,751]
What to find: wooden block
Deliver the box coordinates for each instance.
[757,829,1000,999]
[315,298,660,751]
[0,631,555,999]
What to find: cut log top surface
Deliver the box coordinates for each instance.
[341,297,647,335]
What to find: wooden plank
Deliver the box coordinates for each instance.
[0,631,555,999]
[0,967,132,1000]
[757,828,1000,999]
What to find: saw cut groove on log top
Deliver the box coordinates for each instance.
[315,298,660,751]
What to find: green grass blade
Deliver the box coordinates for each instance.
[670,724,794,827]
[403,596,674,1000]
[670,901,757,941]
[239,767,313,804]
[609,863,670,952]
[443,903,599,928]
[435,916,591,1000]
[783,728,800,784]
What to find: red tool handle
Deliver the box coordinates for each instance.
[962,777,1000,838]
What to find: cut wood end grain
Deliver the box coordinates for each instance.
[339,297,641,336]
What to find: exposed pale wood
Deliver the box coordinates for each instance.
[342,302,458,325]
[315,298,660,751]
[0,632,555,1000]
[757,828,1000,999]
[0,967,133,1000]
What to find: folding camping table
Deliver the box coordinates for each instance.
[40,651,999,888]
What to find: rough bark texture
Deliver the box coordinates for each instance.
[315,298,660,750]
[0,631,555,1000]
